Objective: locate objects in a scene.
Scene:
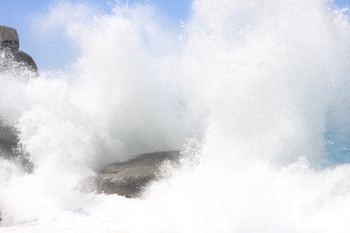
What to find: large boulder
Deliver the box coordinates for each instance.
[0,25,37,73]
[95,151,181,198]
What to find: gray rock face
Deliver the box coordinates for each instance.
[0,26,19,51]
[0,122,18,156]
[0,25,37,73]
[95,151,180,198]
[0,120,32,172]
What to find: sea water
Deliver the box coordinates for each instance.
[1,0,350,232]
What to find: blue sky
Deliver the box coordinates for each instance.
[0,0,348,71]
[0,0,191,70]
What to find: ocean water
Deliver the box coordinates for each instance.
[1,0,350,232]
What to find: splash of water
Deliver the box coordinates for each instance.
[1,0,350,232]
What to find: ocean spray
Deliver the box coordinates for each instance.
[1,0,350,232]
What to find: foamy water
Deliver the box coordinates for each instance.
[1,0,350,232]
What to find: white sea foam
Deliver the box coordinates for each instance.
[1,0,350,232]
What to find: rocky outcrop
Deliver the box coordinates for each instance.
[0,26,37,168]
[95,151,181,198]
[0,25,37,73]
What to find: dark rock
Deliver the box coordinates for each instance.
[0,121,18,156]
[95,151,181,198]
[0,26,19,51]
[0,25,37,73]
[0,120,33,172]
[12,50,38,73]
[0,25,37,172]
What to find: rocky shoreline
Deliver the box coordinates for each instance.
[0,124,181,198]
